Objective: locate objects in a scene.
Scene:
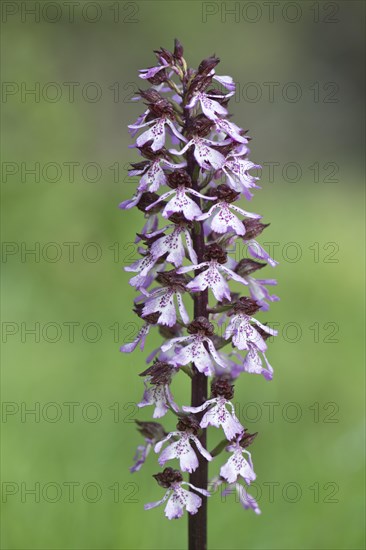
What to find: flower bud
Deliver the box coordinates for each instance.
[167,169,192,189]
[235,259,266,276]
[216,184,240,203]
[211,378,234,399]
[136,192,164,213]
[185,114,214,139]
[174,38,184,60]
[233,297,261,315]
[203,243,227,264]
[154,47,174,65]
[187,317,214,336]
[176,414,200,435]
[135,420,167,441]
[153,467,183,488]
[156,269,187,290]
[198,56,220,75]
[139,361,175,385]
[239,431,258,448]
[244,219,270,240]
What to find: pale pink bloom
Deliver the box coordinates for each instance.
[224,313,277,351]
[220,439,256,484]
[170,137,228,170]
[211,73,236,92]
[183,396,244,441]
[155,431,212,473]
[162,333,227,376]
[146,185,216,220]
[245,276,280,311]
[177,261,247,302]
[125,253,159,293]
[186,91,229,120]
[222,483,261,514]
[222,154,261,200]
[145,481,210,520]
[138,381,179,419]
[149,224,198,266]
[243,344,274,381]
[130,442,152,473]
[245,239,278,267]
[129,116,186,152]
[120,323,152,353]
[130,158,187,193]
[142,287,189,327]
[139,62,169,80]
[214,118,249,144]
[197,202,261,236]
[119,191,143,210]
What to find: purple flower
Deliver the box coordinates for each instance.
[246,276,280,311]
[223,483,261,514]
[225,313,277,351]
[130,443,152,473]
[145,339,183,367]
[131,158,187,193]
[246,240,278,267]
[138,384,179,419]
[184,396,243,441]
[129,117,186,152]
[119,192,144,210]
[125,253,159,292]
[146,185,216,220]
[212,73,236,92]
[183,378,243,440]
[145,468,210,520]
[162,317,228,376]
[243,344,274,381]
[140,270,189,327]
[197,202,261,236]
[177,244,248,302]
[163,333,226,375]
[139,64,169,80]
[120,323,151,353]
[149,222,198,267]
[128,111,149,137]
[222,298,277,379]
[171,137,227,170]
[220,438,256,484]
[130,421,166,473]
[214,118,249,144]
[221,154,261,200]
[138,362,179,418]
[143,287,188,327]
[155,430,212,473]
[186,91,229,120]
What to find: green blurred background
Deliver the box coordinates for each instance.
[1,1,365,549]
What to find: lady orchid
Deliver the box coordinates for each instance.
[138,361,180,418]
[140,270,189,327]
[219,432,257,484]
[145,468,211,520]
[177,243,248,302]
[154,415,213,473]
[183,378,244,441]
[120,40,279,549]
[162,317,228,376]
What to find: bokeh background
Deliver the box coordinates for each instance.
[1,1,365,549]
